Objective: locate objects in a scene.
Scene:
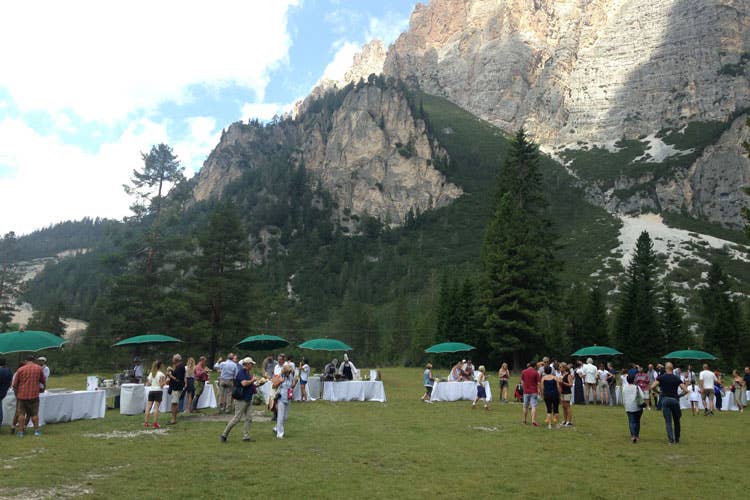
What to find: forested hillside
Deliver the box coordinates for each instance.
[10,83,750,370]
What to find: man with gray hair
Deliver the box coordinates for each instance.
[167,354,185,425]
[582,358,598,404]
[214,353,238,413]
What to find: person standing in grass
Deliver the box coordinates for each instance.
[221,357,257,443]
[184,357,196,414]
[521,362,540,426]
[144,361,166,428]
[597,363,611,405]
[634,366,651,411]
[541,366,560,429]
[472,366,489,410]
[215,353,239,414]
[559,363,573,426]
[274,364,294,439]
[651,362,688,444]
[299,358,311,401]
[573,361,585,405]
[422,363,434,402]
[12,355,46,437]
[0,358,13,432]
[622,373,645,443]
[192,356,209,411]
[699,364,717,416]
[498,363,510,402]
[731,370,745,412]
[687,379,701,416]
[166,354,186,425]
[582,358,598,404]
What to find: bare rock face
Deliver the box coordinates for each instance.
[385,0,750,146]
[684,114,750,227]
[192,83,461,228]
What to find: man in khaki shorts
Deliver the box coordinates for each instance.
[699,364,716,416]
[167,354,186,425]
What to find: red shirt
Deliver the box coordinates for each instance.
[12,362,46,400]
[521,367,540,395]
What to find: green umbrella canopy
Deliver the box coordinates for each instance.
[112,334,182,347]
[298,338,352,351]
[0,330,66,354]
[425,342,475,354]
[235,334,289,350]
[571,346,622,357]
[663,349,716,361]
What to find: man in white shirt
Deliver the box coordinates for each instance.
[582,358,598,404]
[132,356,144,382]
[699,364,716,415]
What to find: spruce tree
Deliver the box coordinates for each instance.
[699,262,742,365]
[660,288,686,353]
[582,285,609,347]
[480,129,557,367]
[188,202,251,363]
[614,231,661,363]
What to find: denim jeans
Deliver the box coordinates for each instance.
[626,410,643,437]
[661,396,681,443]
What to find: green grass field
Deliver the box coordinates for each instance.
[1,368,746,499]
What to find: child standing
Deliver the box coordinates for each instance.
[422,363,434,402]
[687,379,701,415]
[472,366,490,410]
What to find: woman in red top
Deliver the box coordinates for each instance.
[192,356,209,412]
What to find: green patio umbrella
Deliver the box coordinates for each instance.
[0,330,66,354]
[112,334,182,347]
[571,346,622,357]
[424,342,475,354]
[235,334,289,350]
[298,338,352,351]
[663,349,716,361]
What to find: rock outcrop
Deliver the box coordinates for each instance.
[192,83,461,228]
[385,0,749,146]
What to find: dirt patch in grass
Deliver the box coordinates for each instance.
[84,429,169,439]
[0,465,125,499]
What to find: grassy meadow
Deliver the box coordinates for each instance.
[1,368,747,499]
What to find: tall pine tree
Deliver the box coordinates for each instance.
[660,288,686,353]
[614,231,661,363]
[699,262,742,365]
[480,129,557,368]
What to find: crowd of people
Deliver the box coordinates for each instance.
[426,356,749,445]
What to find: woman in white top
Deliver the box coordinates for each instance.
[687,379,701,416]
[299,358,311,401]
[597,364,611,405]
[144,360,167,429]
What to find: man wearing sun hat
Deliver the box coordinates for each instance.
[221,357,258,443]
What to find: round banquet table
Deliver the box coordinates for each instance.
[2,389,106,427]
[429,381,491,402]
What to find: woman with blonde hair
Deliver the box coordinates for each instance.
[472,366,489,410]
[184,357,196,413]
[144,360,166,428]
[498,362,510,402]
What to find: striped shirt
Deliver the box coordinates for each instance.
[12,363,46,400]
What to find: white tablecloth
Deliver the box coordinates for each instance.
[120,383,217,415]
[322,381,386,402]
[430,381,492,402]
[2,390,106,427]
[295,377,321,401]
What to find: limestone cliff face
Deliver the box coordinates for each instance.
[384,0,749,226]
[385,0,750,146]
[192,83,461,228]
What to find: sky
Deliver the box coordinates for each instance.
[0,0,417,235]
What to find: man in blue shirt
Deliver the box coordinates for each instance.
[221,357,257,443]
[0,358,13,430]
[214,353,239,414]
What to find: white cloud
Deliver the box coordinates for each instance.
[366,11,410,45]
[0,1,300,122]
[321,42,360,82]
[240,102,296,122]
[173,117,221,174]
[0,117,170,235]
